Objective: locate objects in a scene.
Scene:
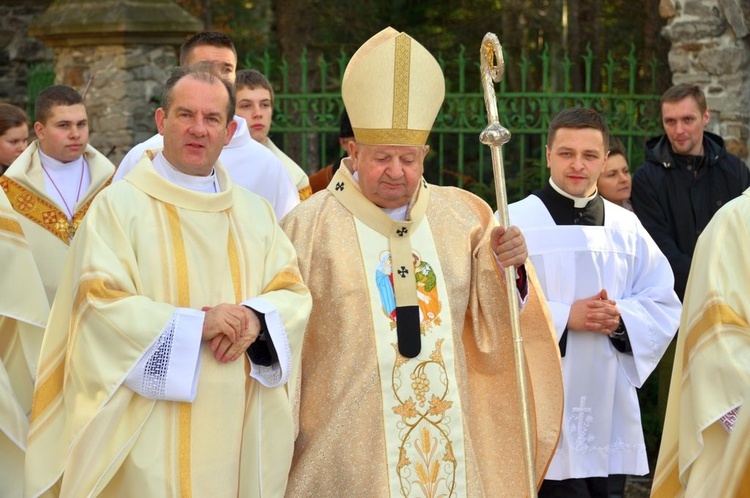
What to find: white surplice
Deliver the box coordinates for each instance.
[509,195,681,479]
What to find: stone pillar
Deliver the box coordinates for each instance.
[29,0,202,164]
[0,0,54,110]
[661,0,750,162]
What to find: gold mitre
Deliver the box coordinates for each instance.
[342,27,445,146]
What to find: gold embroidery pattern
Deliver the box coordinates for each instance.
[0,176,110,243]
[393,34,411,130]
[352,128,430,147]
[392,339,456,497]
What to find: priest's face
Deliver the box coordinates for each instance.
[34,104,89,163]
[546,127,607,198]
[155,76,238,176]
[349,143,427,209]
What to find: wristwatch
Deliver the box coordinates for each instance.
[609,317,626,339]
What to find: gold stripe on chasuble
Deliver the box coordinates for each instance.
[227,226,242,303]
[392,34,411,129]
[651,463,682,498]
[0,176,109,243]
[683,301,749,367]
[164,204,193,498]
[0,213,24,236]
[262,270,302,294]
[29,356,65,426]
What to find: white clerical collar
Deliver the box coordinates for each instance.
[352,171,409,221]
[38,148,85,171]
[153,152,219,193]
[549,178,598,208]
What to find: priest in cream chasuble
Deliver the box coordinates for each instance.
[25,68,311,498]
[0,190,48,498]
[281,27,563,497]
[652,189,750,498]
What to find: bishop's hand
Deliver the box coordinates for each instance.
[491,225,528,269]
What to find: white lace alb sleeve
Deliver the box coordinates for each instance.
[242,297,291,388]
[124,307,203,402]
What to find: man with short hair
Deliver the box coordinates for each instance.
[509,108,681,497]
[281,27,563,497]
[116,31,299,219]
[235,69,312,200]
[631,83,750,301]
[25,65,311,497]
[1,85,114,304]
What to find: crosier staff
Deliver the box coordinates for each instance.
[479,32,537,498]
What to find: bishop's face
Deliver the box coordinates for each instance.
[546,127,607,198]
[349,143,428,209]
[155,76,237,176]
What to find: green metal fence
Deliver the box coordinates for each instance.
[26,63,55,120]
[26,45,664,207]
[245,44,664,206]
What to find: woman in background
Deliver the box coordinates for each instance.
[598,136,632,210]
[0,103,29,175]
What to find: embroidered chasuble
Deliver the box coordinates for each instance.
[652,190,750,498]
[281,164,563,497]
[509,194,680,480]
[25,156,311,497]
[0,191,49,498]
[1,140,114,304]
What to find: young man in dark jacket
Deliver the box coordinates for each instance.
[632,83,750,302]
[631,83,750,433]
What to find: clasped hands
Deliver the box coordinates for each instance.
[201,303,260,363]
[567,289,622,335]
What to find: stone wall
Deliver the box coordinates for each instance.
[0,0,54,111]
[661,0,750,161]
[52,44,176,163]
[29,0,202,165]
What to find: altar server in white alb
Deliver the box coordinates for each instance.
[116,31,299,220]
[25,64,311,497]
[507,107,681,497]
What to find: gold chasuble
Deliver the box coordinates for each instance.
[25,157,311,497]
[0,141,114,304]
[0,192,49,498]
[281,165,563,497]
